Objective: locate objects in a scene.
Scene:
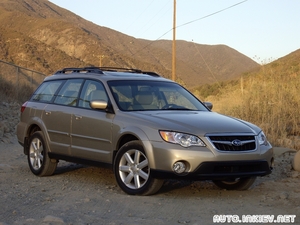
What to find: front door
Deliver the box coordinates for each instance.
[71,80,114,163]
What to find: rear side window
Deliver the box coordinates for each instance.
[54,79,83,106]
[31,80,63,103]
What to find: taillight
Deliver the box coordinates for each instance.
[21,101,28,113]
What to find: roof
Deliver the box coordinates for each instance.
[45,67,170,82]
[54,67,160,76]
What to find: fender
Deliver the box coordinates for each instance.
[115,126,157,168]
[26,116,53,153]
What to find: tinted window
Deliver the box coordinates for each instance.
[78,80,108,109]
[54,79,83,106]
[31,80,63,103]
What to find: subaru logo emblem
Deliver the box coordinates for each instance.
[232,139,242,146]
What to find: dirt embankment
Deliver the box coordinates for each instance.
[0,102,20,144]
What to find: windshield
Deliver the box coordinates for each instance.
[108,80,208,111]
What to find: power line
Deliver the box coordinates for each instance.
[131,0,248,56]
[192,41,221,87]
[138,2,171,38]
[123,0,156,32]
[123,1,172,40]
[177,0,248,29]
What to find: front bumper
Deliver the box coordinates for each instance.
[151,160,272,180]
[146,140,273,180]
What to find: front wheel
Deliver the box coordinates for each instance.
[27,131,57,176]
[213,177,256,190]
[113,141,164,195]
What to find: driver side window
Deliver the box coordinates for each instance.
[79,80,107,109]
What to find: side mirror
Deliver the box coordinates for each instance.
[90,100,114,114]
[203,101,213,110]
[90,100,108,110]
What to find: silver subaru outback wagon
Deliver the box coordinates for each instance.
[17,67,274,195]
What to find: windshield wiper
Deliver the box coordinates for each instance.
[161,107,192,110]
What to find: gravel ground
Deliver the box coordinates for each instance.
[0,137,300,225]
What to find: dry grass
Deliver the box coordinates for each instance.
[202,61,300,149]
[0,76,34,103]
[0,60,45,103]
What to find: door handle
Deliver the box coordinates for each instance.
[74,114,82,120]
[45,110,51,115]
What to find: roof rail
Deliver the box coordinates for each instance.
[54,67,103,75]
[84,66,141,73]
[84,67,161,77]
[140,71,161,77]
[54,67,161,77]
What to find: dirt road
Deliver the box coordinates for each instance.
[0,138,299,225]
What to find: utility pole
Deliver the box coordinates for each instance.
[99,55,104,67]
[172,0,176,81]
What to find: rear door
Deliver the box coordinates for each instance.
[43,79,83,155]
[43,104,73,155]
[29,79,69,155]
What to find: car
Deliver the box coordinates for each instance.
[17,67,274,195]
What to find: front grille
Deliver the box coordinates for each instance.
[213,164,262,173]
[207,135,256,151]
[194,160,271,177]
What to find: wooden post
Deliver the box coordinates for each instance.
[172,0,176,81]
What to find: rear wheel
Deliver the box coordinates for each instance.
[114,141,164,195]
[213,177,256,190]
[27,131,57,176]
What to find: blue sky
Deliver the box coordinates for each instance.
[49,0,300,63]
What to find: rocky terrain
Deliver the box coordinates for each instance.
[0,101,20,144]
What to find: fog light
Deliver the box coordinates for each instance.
[173,161,186,174]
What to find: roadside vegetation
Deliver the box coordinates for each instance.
[0,76,34,103]
[194,51,300,149]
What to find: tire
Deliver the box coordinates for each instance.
[213,177,256,190]
[27,131,57,176]
[114,140,164,195]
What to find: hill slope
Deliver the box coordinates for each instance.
[0,0,259,88]
[202,49,300,149]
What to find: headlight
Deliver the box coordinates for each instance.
[159,131,205,148]
[258,131,268,145]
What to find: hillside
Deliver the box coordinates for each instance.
[201,49,300,149]
[0,0,259,88]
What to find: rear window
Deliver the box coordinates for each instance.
[31,80,64,103]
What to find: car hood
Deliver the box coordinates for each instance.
[129,111,261,136]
